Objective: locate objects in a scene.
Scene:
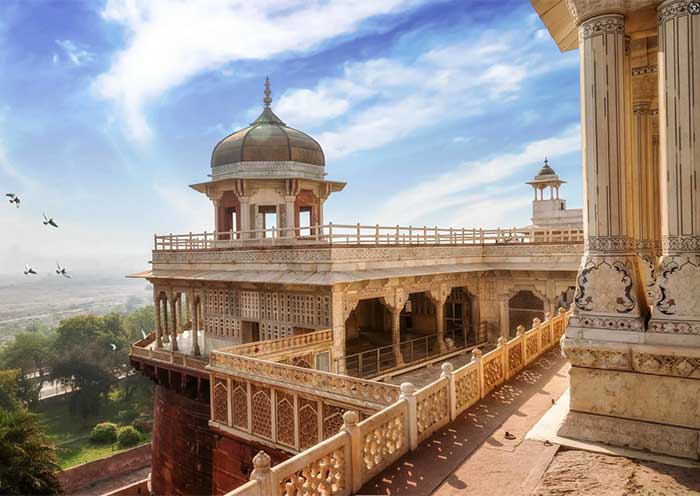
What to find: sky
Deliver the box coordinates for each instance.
[0,0,582,278]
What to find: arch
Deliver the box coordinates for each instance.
[507,288,546,337]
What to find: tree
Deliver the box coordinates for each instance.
[52,354,116,420]
[0,370,22,411]
[0,333,53,381]
[124,306,155,343]
[0,408,62,495]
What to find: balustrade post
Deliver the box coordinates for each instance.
[472,348,484,399]
[341,411,362,493]
[532,317,542,354]
[400,383,418,450]
[409,225,413,243]
[250,451,273,496]
[516,325,526,371]
[356,223,361,244]
[497,336,507,382]
[441,363,456,421]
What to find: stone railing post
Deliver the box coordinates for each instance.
[441,363,456,421]
[400,382,418,450]
[532,317,541,353]
[250,451,273,496]
[341,411,362,493]
[497,336,508,380]
[471,348,484,399]
[516,325,526,374]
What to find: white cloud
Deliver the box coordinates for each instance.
[55,39,94,66]
[274,30,553,159]
[375,125,580,225]
[94,0,430,141]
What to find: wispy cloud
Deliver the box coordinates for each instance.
[275,28,568,159]
[376,125,581,225]
[55,39,94,66]
[93,0,432,142]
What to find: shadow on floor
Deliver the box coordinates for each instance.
[359,348,568,496]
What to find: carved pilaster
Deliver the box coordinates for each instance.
[569,13,647,339]
[381,289,406,366]
[650,1,700,336]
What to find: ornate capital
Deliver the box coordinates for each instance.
[658,0,700,24]
[578,13,625,42]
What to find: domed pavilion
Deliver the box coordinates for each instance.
[191,78,345,237]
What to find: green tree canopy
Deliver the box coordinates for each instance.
[0,408,62,495]
[0,332,53,377]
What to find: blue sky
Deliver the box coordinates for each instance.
[0,0,582,276]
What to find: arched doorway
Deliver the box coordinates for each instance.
[508,289,545,337]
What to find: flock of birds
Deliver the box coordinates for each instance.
[6,193,71,278]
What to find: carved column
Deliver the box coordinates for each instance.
[284,196,296,237]
[630,38,660,310]
[382,289,406,366]
[332,291,354,375]
[650,1,700,336]
[169,295,179,352]
[568,13,647,340]
[239,196,251,237]
[429,286,450,352]
[477,274,500,343]
[161,297,170,344]
[154,289,163,348]
[190,292,201,356]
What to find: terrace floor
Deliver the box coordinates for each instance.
[359,348,700,496]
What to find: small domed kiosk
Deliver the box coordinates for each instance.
[191,78,345,238]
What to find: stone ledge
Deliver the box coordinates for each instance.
[558,409,700,461]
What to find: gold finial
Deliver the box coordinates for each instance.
[263,76,272,108]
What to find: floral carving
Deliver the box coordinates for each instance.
[575,260,636,314]
[361,412,406,478]
[299,398,319,450]
[251,385,272,439]
[416,384,449,440]
[276,392,295,447]
[655,260,700,318]
[231,381,248,429]
[508,344,524,374]
[279,447,346,496]
[213,378,228,424]
[455,367,480,410]
[482,354,504,392]
[323,405,346,439]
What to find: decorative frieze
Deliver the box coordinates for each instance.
[578,14,625,41]
[584,237,638,254]
[658,0,700,23]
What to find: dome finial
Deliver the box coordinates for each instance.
[544,156,548,165]
[263,76,272,108]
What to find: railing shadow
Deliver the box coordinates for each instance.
[358,347,568,496]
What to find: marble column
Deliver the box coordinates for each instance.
[650,0,700,337]
[382,289,406,367]
[567,12,646,341]
[630,40,660,310]
[429,287,449,352]
[154,289,163,348]
[170,296,179,352]
[239,196,251,238]
[161,298,170,344]
[191,295,201,356]
[284,196,296,237]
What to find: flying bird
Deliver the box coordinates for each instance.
[55,261,70,278]
[23,264,37,275]
[140,330,147,339]
[5,193,20,207]
[109,343,117,351]
[43,212,59,228]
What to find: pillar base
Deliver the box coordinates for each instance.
[558,409,699,461]
[560,341,700,460]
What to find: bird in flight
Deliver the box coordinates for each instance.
[5,193,20,207]
[55,261,70,278]
[109,343,117,351]
[43,212,59,228]
[24,264,37,275]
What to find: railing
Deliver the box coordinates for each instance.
[130,336,209,371]
[226,307,571,496]
[343,328,468,379]
[154,223,584,251]
[221,329,333,358]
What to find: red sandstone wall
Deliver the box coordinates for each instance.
[212,433,290,496]
[58,444,151,494]
[151,385,215,496]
